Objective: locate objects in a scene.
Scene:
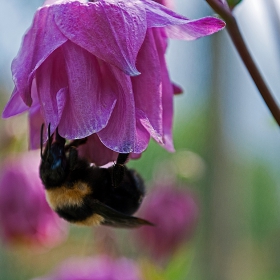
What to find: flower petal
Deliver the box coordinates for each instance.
[78,134,118,166]
[11,5,67,106]
[2,89,29,118]
[173,83,183,95]
[153,28,175,151]
[54,0,147,76]
[132,28,163,144]
[97,66,136,153]
[142,0,225,40]
[136,109,157,146]
[29,104,44,150]
[35,47,68,134]
[98,65,149,153]
[78,134,143,166]
[58,41,117,139]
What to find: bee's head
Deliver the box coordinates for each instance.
[40,124,68,188]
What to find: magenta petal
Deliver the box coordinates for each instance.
[98,65,149,153]
[2,78,41,118]
[78,134,143,166]
[29,104,44,150]
[35,47,68,134]
[136,109,155,148]
[166,17,226,40]
[58,41,117,139]
[11,5,67,106]
[153,28,174,152]
[173,83,183,95]
[27,80,44,149]
[143,0,225,40]
[2,89,29,118]
[54,0,147,76]
[97,66,136,153]
[78,134,118,166]
[132,29,163,144]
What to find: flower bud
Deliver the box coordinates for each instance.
[134,185,199,260]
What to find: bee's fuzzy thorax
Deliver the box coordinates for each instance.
[40,125,152,228]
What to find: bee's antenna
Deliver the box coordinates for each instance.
[40,123,44,159]
[55,127,66,148]
[112,153,130,187]
[47,123,51,157]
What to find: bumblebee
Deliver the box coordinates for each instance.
[40,124,152,228]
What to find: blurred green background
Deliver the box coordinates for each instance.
[1,0,280,279]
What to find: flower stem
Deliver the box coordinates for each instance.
[206,0,280,127]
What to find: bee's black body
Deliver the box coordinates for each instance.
[40,124,152,228]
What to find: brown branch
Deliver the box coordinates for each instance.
[206,0,280,127]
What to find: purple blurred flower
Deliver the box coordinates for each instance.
[2,0,225,165]
[0,151,67,247]
[33,255,141,280]
[134,185,199,259]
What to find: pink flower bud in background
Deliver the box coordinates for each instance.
[0,151,68,247]
[32,255,142,280]
[134,185,199,260]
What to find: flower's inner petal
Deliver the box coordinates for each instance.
[132,28,163,144]
[98,65,149,153]
[137,110,161,144]
[36,47,68,134]
[142,0,225,40]
[28,79,45,149]
[2,89,29,118]
[135,110,152,151]
[29,104,44,150]
[12,5,67,106]
[153,28,174,152]
[78,134,118,166]
[97,65,136,153]
[58,41,117,139]
[54,0,147,76]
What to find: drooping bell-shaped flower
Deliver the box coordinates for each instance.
[2,0,225,165]
[32,255,141,280]
[0,151,68,247]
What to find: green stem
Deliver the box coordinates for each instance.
[206,0,280,127]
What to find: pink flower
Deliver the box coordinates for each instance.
[2,0,225,165]
[32,255,141,280]
[134,185,199,260]
[0,151,68,247]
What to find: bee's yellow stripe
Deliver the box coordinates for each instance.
[46,181,92,210]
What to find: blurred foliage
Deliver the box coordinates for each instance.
[0,97,279,279]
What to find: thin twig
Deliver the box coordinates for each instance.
[206,0,280,127]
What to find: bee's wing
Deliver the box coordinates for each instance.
[91,200,153,228]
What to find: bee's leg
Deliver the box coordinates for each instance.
[42,123,54,159]
[65,138,87,151]
[40,124,45,159]
[68,147,79,170]
[112,153,130,187]
[55,127,66,146]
